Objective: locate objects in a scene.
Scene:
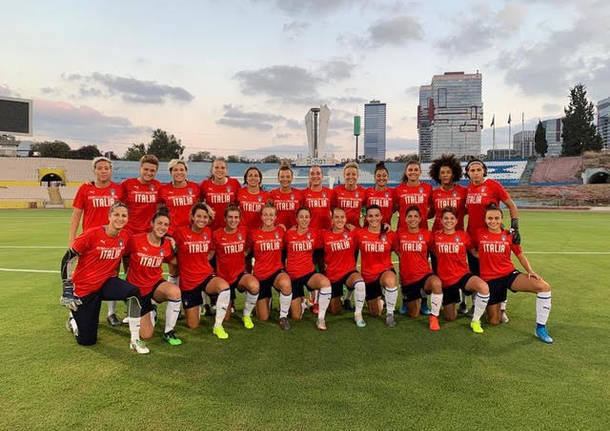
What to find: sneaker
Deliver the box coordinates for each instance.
[343,299,354,311]
[162,330,183,346]
[420,300,431,316]
[386,314,397,328]
[355,314,366,328]
[316,318,327,331]
[428,315,441,331]
[458,302,468,315]
[279,317,291,331]
[501,311,510,323]
[535,325,554,344]
[65,317,78,337]
[242,315,254,329]
[213,325,229,339]
[399,301,407,315]
[130,339,150,354]
[470,320,484,334]
[106,313,121,327]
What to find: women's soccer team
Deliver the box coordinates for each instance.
[60,154,554,354]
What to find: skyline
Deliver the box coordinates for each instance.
[1,0,609,158]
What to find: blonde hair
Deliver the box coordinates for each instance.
[92,156,112,169]
[140,154,159,167]
[168,159,188,172]
[343,161,359,172]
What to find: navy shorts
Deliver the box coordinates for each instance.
[467,251,480,276]
[140,279,165,315]
[181,274,215,309]
[401,273,434,302]
[330,270,359,298]
[442,273,475,305]
[487,270,521,305]
[291,272,316,298]
[365,268,396,301]
[258,269,286,300]
[229,271,249,301]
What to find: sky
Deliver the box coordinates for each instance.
[1,0,609,159]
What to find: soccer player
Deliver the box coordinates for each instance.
[323,207,367,327]
[365,161,395,226]
[159,159,201,236]
[125,207,182,345]
[173,203,232,339]
[303,165,334,230]
[60,202,149,353]
[429,154,467,232]
[393,159,433,230]
[212,205,260,329]
[237,166,270,230]
[464,158,519,321]
[284,207,332,330]
[473,205,553,343]
[393,206,443,331]
[432,207,490,334]
[249,203,292,330]
[334,162,366,230]
[200,158,241,231]
[354,205,399,327]
[270,162,302,229]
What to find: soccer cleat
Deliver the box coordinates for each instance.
[399,301,407,315]
[279,317,291,331]
[162,330,182,346]
[213,325,229,339]
[470,320,484,334]
[501,311,510,323]
[316,318,327,331]
[65,317,78,337]
[343,299,355,311]
[386,314,397,328]
[535,326,554,344]
[242,315,254,329]
[122,316,129,325]
[420,300,431,316]
[130,339,150,354]
[458,301,468,315]
[428,315,441,331]
[354,314,366,328]
[106,313,121,327]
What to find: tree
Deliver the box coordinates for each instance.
[104,151,119,160]
[188,151,213,162]
[226,155,240,163]
[70,145,102,159]
[262,154,280,163]
[32,141,71,158]
[562,83,603,156]
[123,143,146,161]
[147,129,185,161]
[534,120,548,157]
[393,154,418,163]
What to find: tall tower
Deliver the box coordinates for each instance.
[598,97,610,151]
[364,100,386,161]
[417,86,433,161]
[305,105,330,159]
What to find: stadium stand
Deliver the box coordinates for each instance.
[530,156,583,185]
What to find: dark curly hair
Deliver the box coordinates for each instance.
[429,153,462,185]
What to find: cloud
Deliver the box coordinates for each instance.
[405,86,419,97]
[368,15,423,47]
[283,20,310,39]
[542,103,562,113]
[318,58,356,81]
[234,65,320,99]
[33,99,148,143]
[255,0,357,16]
[330,96,368,105]
[63,72,194,104]
[0,84,18,97]
[40,87,59,95]
[216,104,300,131]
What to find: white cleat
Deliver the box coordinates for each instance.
[130,339,150,354]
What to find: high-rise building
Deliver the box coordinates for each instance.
[512,130,535,157]
[364,100,386,161]
[418,72,483,160]
[542,118,563,156]
[597,97,610,151]
[305,105,330,158]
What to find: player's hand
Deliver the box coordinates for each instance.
[345,223,355,231]
[527,272,541,280]
[383,223,391,232]
[60,280,81,311]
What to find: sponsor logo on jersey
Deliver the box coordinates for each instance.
[118,239,123,247]
[419,187,423,193]
[418,234,423,241]
[257,195,262,202]
[274,231,279,239]
[237,233,242,241]
[110,189,115,196]
[150,184,155,191]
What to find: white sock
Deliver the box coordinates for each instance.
[384,287,398,316]
[300,299,307,317]
[202,291,210,306]
[168,275,179,285]
[164,299,181,333]
[430,293,443,317]
[354,280,366,316]
[149,309,156,326]
[214,289,230,327]
[107,300,117,317]
[472,293,490,322]
[68,311,78,333]
[127,297,141,342]
[279,292,292,318]
[500,300,507,311]
[243,291,258,317]
[536,292,552,325]
[344,288,354,302]
[128,317,140,342]
[317,286,332,320]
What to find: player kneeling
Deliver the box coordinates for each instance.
[60,203,149,353]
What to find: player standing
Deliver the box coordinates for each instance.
[334,162,366,230]
[159,159,200,236]
[200,158,241,231]
[393,159,433,231]
[270,162,303,229]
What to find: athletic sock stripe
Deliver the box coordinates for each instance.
[537,294,551,299]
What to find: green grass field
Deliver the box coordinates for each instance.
[1,209,609,431]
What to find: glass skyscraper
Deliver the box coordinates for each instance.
[364,100,386,161]
[597,97,610,151]
[542,118,563,156]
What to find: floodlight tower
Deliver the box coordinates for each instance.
[310,107,320,158]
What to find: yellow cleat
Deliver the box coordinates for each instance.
[213,325,229,339]
[470,320,484,334]
[243,315,254,329]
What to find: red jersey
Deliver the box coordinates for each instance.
[465,178,510,236]
[72,226,129,297]
[302,187,334,230]
[431,185,467,231]
[393,182,433,229]
[199,177,241,230]
[249,227,284,281]
[432,230,471,287]
[174,226,214,292]
[334,184,366,227]
[284,228,322,279]
[125,233,173,295]
[212,226,248,285]
[72,182,124,232]
[473,229,522,281]
[237,188,270,230]
[121,177,162,234]
[323,229,358,282]
[159,181,201,235]
[365,187,395,225]
[393,229,433,285]
[270,188,303,228]
[354,228,396,283]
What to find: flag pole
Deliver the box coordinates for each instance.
[491,114,496,159]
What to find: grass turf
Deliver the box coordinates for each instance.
[1,209,609,430]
